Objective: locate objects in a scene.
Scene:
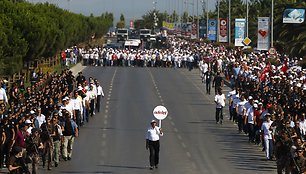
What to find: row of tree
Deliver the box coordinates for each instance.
[0,0,113,75]
[135,0,306,57]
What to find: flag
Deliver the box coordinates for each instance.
[281,59,288,73]
[260,62,272,81]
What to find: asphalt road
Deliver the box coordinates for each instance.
[47,66,277,174]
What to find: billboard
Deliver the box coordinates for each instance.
[234,19,246,47]
[219,18,228,42]
[257,17,270,51]
[208,19,217,41]
[283,8,305,24]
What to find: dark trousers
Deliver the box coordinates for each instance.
[90,99,95,116]
[0,144,4,168]
[238,115,243,132]
[75,110,81,127]
[215,107,223,123]
[247,123,255,142]
[148,140,160,167]
[232,109,237,122]
[206,81,211,94]
[96,95,101,113]
[229,107,233,120]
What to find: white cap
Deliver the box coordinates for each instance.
[25,119,32,124]
[253,104,258,108]
[151,119,157,123]
[30,110,35,114]
[63,96,70,101]
[248,96,253,100]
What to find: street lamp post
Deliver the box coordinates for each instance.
[228,0,231,44]
[197,0,199,39]
[246,0,249,38]
[206,0,208,38]
[153,1,158,33]
[217,0,220,42]
[271,0,274,48]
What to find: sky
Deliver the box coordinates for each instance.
[28,0,218,23]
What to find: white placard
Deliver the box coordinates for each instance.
[153,105,168,120]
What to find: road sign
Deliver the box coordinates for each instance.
[242,37,251,46]
[268,47,276,55]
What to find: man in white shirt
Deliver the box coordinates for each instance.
[0,84,8,105]
[34,108,45,129]
[88,85,96,117]
[236,95,247,133]
[214,88,226,124]
[299,113,306,141]
[95,81,104,113]
[146,120,163,170]
[71,90,83,127]
[261,113,273,160]
[245,101,256,143]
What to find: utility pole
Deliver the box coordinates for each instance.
[197,0,199,39]
[246,0,249,38]
[217,0,220,42]
[228,0,231,44]
[271,0,274,48]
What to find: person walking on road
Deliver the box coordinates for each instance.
[212,71,224,95]
[214,88,226,124]
[95,81,104,113]
[146,120,163,170]
[205,68,213,95]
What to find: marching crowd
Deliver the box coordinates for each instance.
[198,42,306,173]
[0,68,104,173]
[62,38,306,173]
[1,36,306,173]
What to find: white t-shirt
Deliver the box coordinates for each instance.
[146,126,163,141]
[215,94,226,108]
[246,106,255,124]
[36,114,46,128]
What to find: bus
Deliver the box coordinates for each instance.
[116,28,129,42]
[139,29,151,41]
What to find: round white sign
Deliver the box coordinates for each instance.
[220,19,227,26]
[153,105,168,120]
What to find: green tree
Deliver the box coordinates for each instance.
[116,21,126,28]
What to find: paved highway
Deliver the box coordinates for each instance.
[49,66,277,174]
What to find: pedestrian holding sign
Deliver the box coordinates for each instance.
[145,105,168,170]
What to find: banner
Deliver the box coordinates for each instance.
[208,19,217,41]
[219,18,228,42]
[257,17,270,51]
[130,20,134,29]
[191,23,197,39]
[234,19,246,46]
[283,8,305,24]
[162,21,175,30]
